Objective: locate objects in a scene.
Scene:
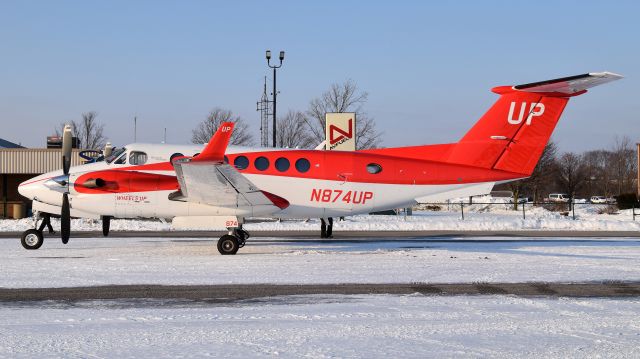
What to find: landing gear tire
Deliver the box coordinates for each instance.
[21,229,43,250]
[217,234,239,255]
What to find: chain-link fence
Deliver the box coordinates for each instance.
[415,201,639,221]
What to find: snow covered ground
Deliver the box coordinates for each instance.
[2,236,639,288]
[2,232,639,357]
[1,205,640,233]
[1,295,639,358]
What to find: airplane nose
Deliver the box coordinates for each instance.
[18,179,40,200]
[18,173,63,201]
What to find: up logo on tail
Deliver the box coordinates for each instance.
[507,102,545,125]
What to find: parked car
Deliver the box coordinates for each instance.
[548,193,570,203]
[606,197,617,204]
[590,196,607,204]
[509,196,528,204]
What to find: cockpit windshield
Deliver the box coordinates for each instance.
[105,147,126,164]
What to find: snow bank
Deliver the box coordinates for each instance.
[1,198,638,232]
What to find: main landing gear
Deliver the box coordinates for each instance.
[20,212,55,250]
[217,225,250,255]
[320,217,333,238]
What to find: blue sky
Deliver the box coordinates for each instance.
[0,0,637,152]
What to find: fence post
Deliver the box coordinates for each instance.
[572,200,576,220]
[460,202,464,220]
[634,205,637,221]
[522,202,526,220]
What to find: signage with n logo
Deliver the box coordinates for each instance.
[325,112,356,151]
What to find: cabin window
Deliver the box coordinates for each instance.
[275,157,290,172]
[129,151,148,165]
[366,163,382,174]
[295,158,311,173]
[255,156,269,171]
[234,156,249,170]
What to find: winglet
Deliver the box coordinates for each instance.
[192,122,234,162]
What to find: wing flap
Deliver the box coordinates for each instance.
[174,162,276,208]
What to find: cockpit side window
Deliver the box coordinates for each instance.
[105,147,126,164]
[113,153,127,165]
[129,151,148,165]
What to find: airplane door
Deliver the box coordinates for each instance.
[322,151,354,216]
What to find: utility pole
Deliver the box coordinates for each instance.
[265,50,285,147]
[256,77,272,147]
[164,128,167,143]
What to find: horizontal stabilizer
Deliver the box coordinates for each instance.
[512,72,623,95]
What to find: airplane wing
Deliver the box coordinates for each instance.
[170,122,288,210]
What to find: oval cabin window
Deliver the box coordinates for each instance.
[295,158,311,173]
[275,157,290,172]
[254,156,270,171]
[234,156,249,170]
[366,163,382,174]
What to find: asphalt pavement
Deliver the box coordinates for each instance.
[1,282,639,302]
[1,230,639,239]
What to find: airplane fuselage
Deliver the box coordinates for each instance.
[19,143,520,220]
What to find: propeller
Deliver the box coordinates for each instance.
[60,124,72,244]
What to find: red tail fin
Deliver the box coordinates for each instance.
[447,90,568,175]
[191,122,234,162]
[446,72,622,175]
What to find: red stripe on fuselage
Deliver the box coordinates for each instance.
[73,148,523,194]
[223,150,521,185]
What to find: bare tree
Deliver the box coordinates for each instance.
[526,141,558,203]
[277,110,314,148]
[191,108,254,146]
[56,111,106,150]
[583,149,610,196]
[610,136,637,195]
[305,79,382,149]
[555,152,588,200]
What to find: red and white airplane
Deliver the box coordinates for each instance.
[18,72,622,254]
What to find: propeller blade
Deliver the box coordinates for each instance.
[61,192,70,244]
[62,124,72,175]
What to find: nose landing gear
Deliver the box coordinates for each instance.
[21,229,43,250]
[20,212,54,250]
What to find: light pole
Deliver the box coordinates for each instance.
[266,50,284,147]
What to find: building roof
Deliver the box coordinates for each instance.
[0,138,24,149]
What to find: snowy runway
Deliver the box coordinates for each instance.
[1,295,639,358]
[2,235,640,287]
[2,235,640,357]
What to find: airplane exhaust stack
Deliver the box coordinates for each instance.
[81,178,106,189]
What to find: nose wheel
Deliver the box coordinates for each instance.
[21,229,44,250]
